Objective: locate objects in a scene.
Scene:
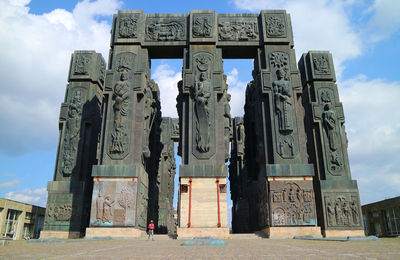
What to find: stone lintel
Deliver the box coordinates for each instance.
[320,179,359,191]
[261,226,322,238]
[179,164,228,177]
[40,230,81,239]
[261,164,314,177]
[92,164,145,178]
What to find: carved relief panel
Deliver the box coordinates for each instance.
[192,13,213,38]
[90,180,138,227]
[145,17,186,41]
[269,180,317,226]
[269,51,299,160]
[60,88,86,176]
[323,192,362,228]
[218,16,259,41]
[191,52,216,159]
[107,52,136,160]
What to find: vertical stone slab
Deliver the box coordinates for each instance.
[243,10,319,237]
[229,117,250,233]
[299,51,364,237]
[41,51,105,238]
[177,44,230,238]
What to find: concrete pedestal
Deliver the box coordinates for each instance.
[323,229,365,237]
[85,227,146,238]
[177,227,230,239]
[40,230,81,239]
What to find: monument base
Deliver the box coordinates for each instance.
[323,229,365,237]
[85,227,146,238]
[177,227,230,239]
[261,226,322,238]
[40,230,81,239]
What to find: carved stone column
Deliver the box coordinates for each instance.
[244,10,320,237]
[85,42,159,237]
[177,40,231,237]
[299,51,364,237]
[229,117,250,233]
[41,51,105,239]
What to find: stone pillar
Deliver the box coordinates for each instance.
[229,117,250,233]
[244,10,321,237]
[85,39,159,237]
[176,22,231,237]
[40,51,105,239]
[299,51,365,237]
[149,117,177,235]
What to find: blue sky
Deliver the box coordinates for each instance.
[0,0,399,218]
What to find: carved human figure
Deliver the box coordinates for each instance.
[110,72,130,153]
[326,200,335,226]
[143,78,155,159]
[335,199,343,225]
[322,103,338,151]
[342,201,351,226]
[193,16,212,37]
[273,69,293,132]
[224,91,232,160]
[193,72,211,153]
[350,201,359,225]
[102,196,114,223]
[96,193,104,221]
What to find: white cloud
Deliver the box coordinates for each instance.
[0,179,20,190]
[0,0,121,156]
[152,63,181,118]
[362,0,400,43]
[6,188,47,207]
[339,76,400,203]
[232,0,362,77]
[226,68,247,117]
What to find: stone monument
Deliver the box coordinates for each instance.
[41,9,364,239]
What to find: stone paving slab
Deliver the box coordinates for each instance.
[1,238,399,260]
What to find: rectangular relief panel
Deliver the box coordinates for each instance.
[269,180,317,226]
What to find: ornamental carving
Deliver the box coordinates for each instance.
[109,52,135,157]
[143,78,156,159]
[62,90,83,176]
[313,54,330,74]
[322,103,344,174]
[266,15,286,37]
[47,205,73,221]
[73,54,90,75]
[218,19,258,41]
[119,17,137,38]
[223,90,232,161]
[146,19,185,41]
[324,193,361,227]
[192,55,212,153]
[270,181,316,226]
[193,15,212,37]
[95,193,115,223]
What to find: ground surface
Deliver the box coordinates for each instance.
[1,237,399,259]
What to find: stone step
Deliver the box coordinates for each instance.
[229,233,266,239]
[147,234,176,240]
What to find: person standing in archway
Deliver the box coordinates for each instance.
[148,220,155,241]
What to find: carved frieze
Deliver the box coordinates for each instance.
[108,52,135,159]
[269,181,316,226]
[223,90,232,161]
[46,205,74,221]
[313,54,330,75]
[192,14,213,38]
[265,15,286,37]
[324,192,362,228]
[146,18,185,41]
[192,54,212,153]
[118,17,138,38]
[218,17,259,41]
[90,180,137,226]
[61,89,84,176]
[73,54,90,75]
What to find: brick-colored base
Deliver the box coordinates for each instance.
[40,230,81,239]
[177,227,230,239]
[85,227,146,238]
[323,229,365,237]
[261,226,322,238]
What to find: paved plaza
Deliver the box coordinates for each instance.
[1,237,399,259]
